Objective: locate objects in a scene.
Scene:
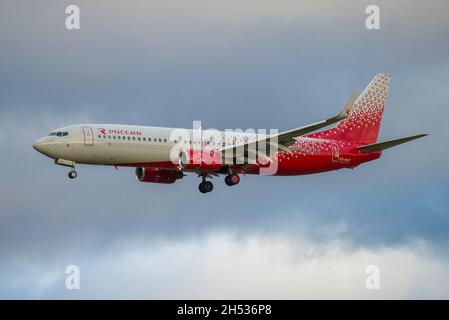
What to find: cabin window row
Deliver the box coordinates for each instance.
[97,135,244,147]
[97,135,169,143]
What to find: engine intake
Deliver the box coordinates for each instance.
[135,167,183,184]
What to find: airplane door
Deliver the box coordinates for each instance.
[331,142,339,163]
[82,126,94,146]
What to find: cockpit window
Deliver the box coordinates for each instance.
[49,131,68,137]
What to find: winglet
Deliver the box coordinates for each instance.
[357,134,428,152]
[334,92,359,121]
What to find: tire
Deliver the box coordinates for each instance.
[199,182,207,193]
[225,174,239,186]
[68,171,77,179]
[230,174,240,185]
[203,181,214,193]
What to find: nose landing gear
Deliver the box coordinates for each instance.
[68,170,78,179]
[54,159,78,180]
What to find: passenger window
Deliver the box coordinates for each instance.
[98,135,101,138]
[143,137,146,141]
[159,138,162,142]
[103,135,107,139]
[164,139,167,143]
[108,135,111,139]
[113,136,116,139]
[132,137,136,140]
[128,137,131,140]
[138,137,141,141]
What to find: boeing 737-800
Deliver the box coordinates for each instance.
[33,74,426,193]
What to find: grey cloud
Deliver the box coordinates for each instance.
[2,231,449,299]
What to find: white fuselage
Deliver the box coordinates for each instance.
[33,124,259,167]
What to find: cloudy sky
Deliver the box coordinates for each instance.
[1,0,449,299]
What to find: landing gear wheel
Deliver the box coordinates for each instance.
[225,174,240,186]
[68,170,78,179]
[203,181,213,192]
[199,181,214,193]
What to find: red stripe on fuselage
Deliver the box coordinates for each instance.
[113,138,381,175]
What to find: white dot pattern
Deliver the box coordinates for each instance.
[308,74,390,145]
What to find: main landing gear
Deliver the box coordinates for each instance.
[198,173,215,194]
[199,180,214,193]
[225,174,240,186]
[198,173,241,193]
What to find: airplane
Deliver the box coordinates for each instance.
[33,74,427,193]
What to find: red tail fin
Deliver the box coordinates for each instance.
[310,74,391,145]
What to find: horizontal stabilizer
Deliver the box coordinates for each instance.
[357,134,428,152]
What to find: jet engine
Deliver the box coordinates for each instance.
[135,167,183,184]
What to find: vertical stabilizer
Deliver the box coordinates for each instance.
[309,74,390,145]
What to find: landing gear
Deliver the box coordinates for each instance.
[199,180,214,193]
[54,159,78,180]
[68,170,78,179]
[225,174,240,186]
[198,173,214,193]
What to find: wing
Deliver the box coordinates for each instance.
[220,92,359,162]
[277,91,358,147]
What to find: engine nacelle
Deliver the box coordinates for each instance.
[135,167,183,184]
[180,149,222,171]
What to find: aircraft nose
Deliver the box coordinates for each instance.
[33,138,48,154]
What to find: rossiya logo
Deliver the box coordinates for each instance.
[97,128,142,136]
